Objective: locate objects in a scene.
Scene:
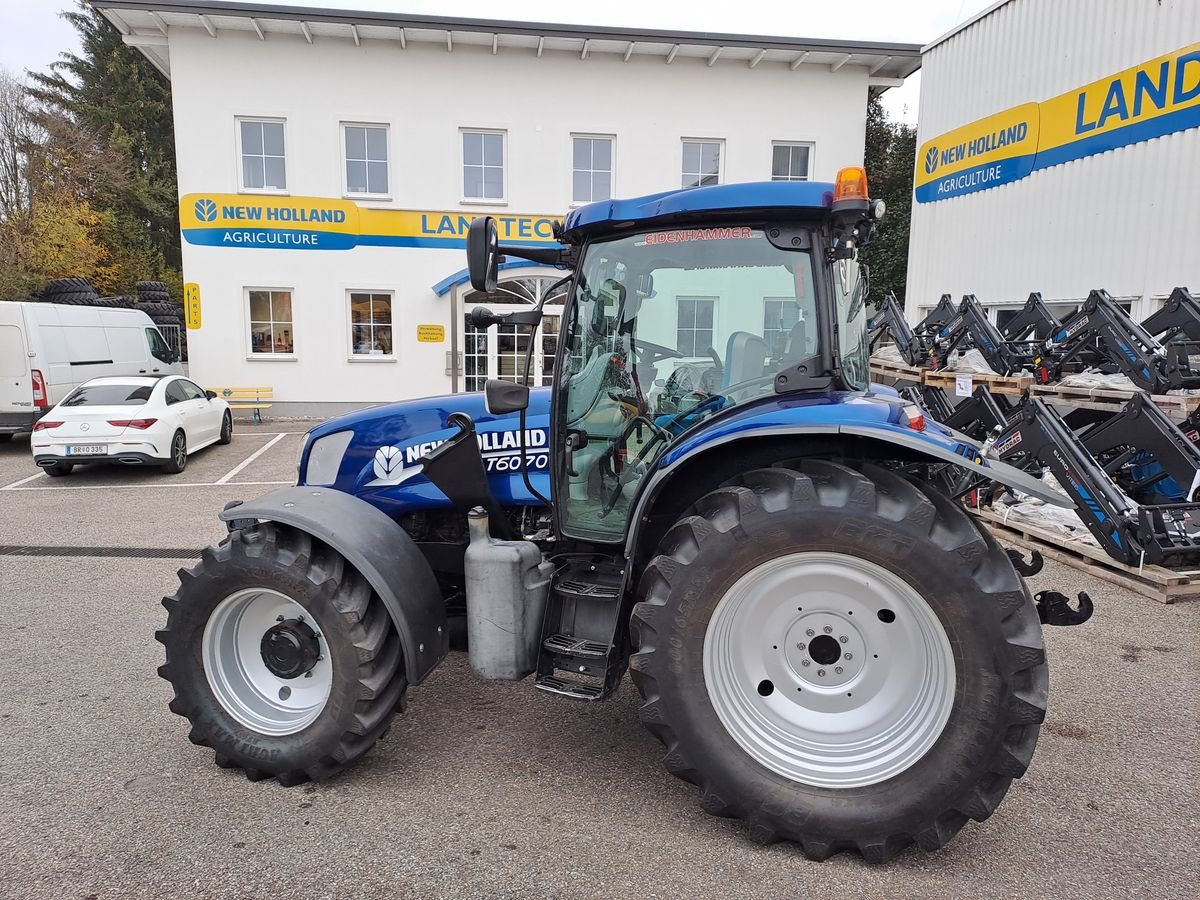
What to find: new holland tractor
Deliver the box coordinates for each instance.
[158,171,1080,862]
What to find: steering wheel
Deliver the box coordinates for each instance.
[633,340,684,368]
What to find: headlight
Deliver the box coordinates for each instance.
[304,430,354,486]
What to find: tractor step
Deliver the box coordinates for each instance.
[534,675,605,701]
[535,556,627,701]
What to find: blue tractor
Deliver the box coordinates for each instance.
[159,171,1078,862]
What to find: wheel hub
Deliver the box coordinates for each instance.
[703,551,956,788]
[260,618,321,679]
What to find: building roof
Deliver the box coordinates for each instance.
[90,1,921,84]
[562,180,835,240]
[922,0,1016,53]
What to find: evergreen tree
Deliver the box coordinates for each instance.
[27,2,179,277]
[860,93,917,308]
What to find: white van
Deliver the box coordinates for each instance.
[0,302,182,440]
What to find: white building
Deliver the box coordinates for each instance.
[907,0,1200,328]
[93,0,919,407]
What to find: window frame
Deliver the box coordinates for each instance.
[569,133,615,207]
[235,116,289,195]
[770,141,815,182]
[460,127,508,204]
[244,287,297,360]
[675,296,718,358]
[680,138,724,189]
[341,121,391,200]
[347,289,397,362]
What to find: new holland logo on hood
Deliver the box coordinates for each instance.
[367,427,551,487]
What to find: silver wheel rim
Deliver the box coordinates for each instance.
[174,433,185,466]
[202,588,332,736]
[703,551,955,788]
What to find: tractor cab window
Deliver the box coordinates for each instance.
[557,225,820,541]
[833,258,869,391]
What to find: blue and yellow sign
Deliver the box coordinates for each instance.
[916,42,1200,203]
[179,193,561,251]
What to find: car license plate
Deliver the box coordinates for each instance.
[67,445,106,456]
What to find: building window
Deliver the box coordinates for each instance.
[677,297,716,357]
[344,124,389,196]
[771,142,813,181]
[763,298,803,357]
[247,289,294,355]
[238,119,286,191]
[572,135,613,203]
[682,140,722,188]
[462,130,505,201]
[349,291,393,356]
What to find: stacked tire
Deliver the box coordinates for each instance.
[40,277,100,305]
[136,280,173,304]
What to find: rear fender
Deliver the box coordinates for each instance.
[625,421,1069,558]
[220,486,447,684]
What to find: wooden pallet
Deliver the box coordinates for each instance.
[869,356,923,384]
[1028,383,1200,421]
[972,507,1200,604]
[922,369,1032,397]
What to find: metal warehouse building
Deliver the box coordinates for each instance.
[906,0,1199,328]
[92,0,919,408]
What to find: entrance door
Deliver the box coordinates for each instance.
[461,275,566,391]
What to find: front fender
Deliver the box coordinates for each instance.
[220,487,447,684]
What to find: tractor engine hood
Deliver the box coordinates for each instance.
[299,389,553,519]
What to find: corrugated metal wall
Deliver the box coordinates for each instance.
[906,0,1200,320]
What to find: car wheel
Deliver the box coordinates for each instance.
[218,411,233,445]
[162,430,187,474]
[44,462,74,477]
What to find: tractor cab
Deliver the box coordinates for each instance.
[466,172,883,542]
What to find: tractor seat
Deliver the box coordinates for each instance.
[723,331,770,387]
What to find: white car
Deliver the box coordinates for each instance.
[30,375,232,476]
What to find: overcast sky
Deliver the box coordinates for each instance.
[0,0,997,122]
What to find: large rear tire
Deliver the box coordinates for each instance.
[629,461,1047,862]
[157,523,407,785]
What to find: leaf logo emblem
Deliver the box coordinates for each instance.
[923,146,939,175]
[195,198,218,222]
[373,445,404,481]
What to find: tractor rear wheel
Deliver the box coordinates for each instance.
[157,522,407,784]
[629,461,1047,862]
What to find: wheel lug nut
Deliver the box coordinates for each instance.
[835,666,843,674]
[844,653,853,660]
[839,635,848,643]
[823,626,833,634]
[276,615,284,622]
[817,669,826,677]
[801,659,810,667]
[805,629,815,637]
[796,642,805,651]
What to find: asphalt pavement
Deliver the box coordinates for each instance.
[0,430,1196,899]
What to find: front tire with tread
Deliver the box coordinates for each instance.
[157,523,408,784]
[629,461,1047,862]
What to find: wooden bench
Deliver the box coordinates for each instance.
[207,386,273,424]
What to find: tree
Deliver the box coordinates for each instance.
[860,93,917,308]
[28,3,179,272]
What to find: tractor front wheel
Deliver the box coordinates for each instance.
[157,522,408,785]
[629,461,1047,862]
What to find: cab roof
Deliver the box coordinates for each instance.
[561,180,835,242]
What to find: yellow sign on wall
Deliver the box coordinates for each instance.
[417,324,446,343]
[916,41,1200,202]
[184,282,201,329]
[180,193,561,252]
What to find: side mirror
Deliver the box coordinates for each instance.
[484,379,529,415]
[205,390,218,401]
[467,216,499,293]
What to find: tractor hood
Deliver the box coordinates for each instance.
[299,389,553,520]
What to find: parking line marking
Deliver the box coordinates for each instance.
[216,432,290,484]
[0,471,47,491]
[0,480,294,492]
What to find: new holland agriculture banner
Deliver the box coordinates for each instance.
[915,42,1200,203]
[180,194,562,251]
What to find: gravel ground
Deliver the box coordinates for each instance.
[0,434,1196,899]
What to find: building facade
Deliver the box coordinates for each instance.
[907,0,1199,329]
[95,0,918,406]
